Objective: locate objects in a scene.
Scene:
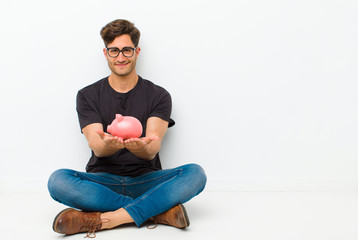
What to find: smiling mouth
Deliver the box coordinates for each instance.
[115,64,127,68]
[115,62,129,67]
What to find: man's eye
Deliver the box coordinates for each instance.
[109,49,119,54]
[123,48,132,54]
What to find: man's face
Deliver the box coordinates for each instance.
[103,34,140,77]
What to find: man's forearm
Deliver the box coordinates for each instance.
[129,146,157,160]
[89,139,120,157]
[92,146,119,158]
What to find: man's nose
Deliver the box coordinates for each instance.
[116,52,127,61]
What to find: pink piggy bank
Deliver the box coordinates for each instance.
[107,114,143,140]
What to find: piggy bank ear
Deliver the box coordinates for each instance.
[115,114,124,122]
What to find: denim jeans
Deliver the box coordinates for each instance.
[47,163,206,226]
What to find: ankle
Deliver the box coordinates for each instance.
[100,213,113,229]
[100,209,134,229]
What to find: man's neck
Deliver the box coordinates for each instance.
[108,72,138,93]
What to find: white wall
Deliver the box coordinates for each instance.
[1,0,357,192]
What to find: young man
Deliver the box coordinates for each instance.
[47,19,206,238]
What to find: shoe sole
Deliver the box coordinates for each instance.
[52,208,73,233]
[178,204,190,228]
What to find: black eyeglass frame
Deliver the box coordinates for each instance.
[106,47,137,58]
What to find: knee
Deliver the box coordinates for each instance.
[47,169,73,199]
[184,164,207,192]
[48,169,66,190]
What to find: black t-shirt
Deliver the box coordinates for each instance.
[76,76,175,177]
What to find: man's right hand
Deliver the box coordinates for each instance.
[96,130,125,150]
[82,123,124,157]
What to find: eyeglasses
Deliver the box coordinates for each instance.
[106,47,137,58]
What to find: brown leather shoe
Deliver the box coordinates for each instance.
[52,208,103,238]
[150,204,190,229]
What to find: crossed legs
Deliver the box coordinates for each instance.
[48,164,206,233]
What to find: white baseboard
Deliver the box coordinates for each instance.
[205,178,358,192]
[1,177,358,193]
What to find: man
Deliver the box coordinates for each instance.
[47,19,206,238]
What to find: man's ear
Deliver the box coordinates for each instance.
[103,48,107,57]
[135,47,141,56]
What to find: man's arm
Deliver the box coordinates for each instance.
[82,123,125,157]
[82,117,168,159]
[124,116,169,160]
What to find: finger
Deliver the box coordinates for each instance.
[117,138,125,147]
[125,138,140,147]
[109,138,124,149]
[116,140,124,148]
[107,138,116,146]
[125,138,136,144]
[124,139,133,146]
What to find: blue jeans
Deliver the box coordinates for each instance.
[47,164,206,226]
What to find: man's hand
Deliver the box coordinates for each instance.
[96,130,125,150]
[82,117,168,159]
[124,135,159,152]
[124,135,160,160]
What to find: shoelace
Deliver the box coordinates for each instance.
[146,216,170,229]
[146,216,159,229]
[82,217,110,238]
[147,221,158,229]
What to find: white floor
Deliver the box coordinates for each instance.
[1,191,358,240]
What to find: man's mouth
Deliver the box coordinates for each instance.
[115,62,128,67]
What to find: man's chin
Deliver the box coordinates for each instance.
[113,69,134,77]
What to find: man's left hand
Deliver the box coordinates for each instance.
[124,135,159,152]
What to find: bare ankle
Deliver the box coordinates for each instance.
[100,209,134,229]
[100,214,112,229]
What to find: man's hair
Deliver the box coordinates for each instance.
[100,19,140,47]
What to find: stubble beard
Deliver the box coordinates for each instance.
[109,58,137,77]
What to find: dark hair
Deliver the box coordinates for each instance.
[100,19,140,47]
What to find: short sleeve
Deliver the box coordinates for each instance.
[76,91,103,131]
[149,91,175,127]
